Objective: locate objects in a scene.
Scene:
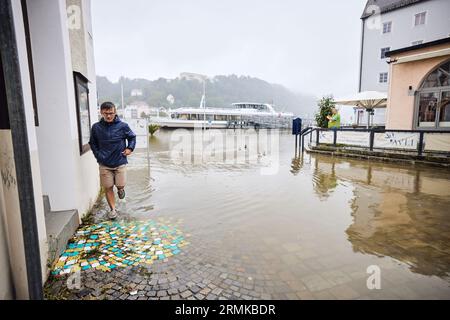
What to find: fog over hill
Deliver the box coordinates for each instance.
[96,75,318,118]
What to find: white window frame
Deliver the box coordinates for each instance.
[382,21,392,34]
[414,11,427,27]
[380,47,391,59]
[379,72,388,84]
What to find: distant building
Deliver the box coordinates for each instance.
[179,72,207,82]
[131,88,143,97]
[357,0,450,126]
[0,0,99,299]
[124,102,151,119]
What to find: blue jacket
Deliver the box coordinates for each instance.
[89,116,137,167]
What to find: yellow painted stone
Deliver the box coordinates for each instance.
[72,266,81,272]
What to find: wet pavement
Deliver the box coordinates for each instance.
[44,129,450,300]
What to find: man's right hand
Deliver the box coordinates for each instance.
[122,148,132,156]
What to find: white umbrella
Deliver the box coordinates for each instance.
[334,91,387,128]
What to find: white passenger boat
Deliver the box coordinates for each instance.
[151,102,294,129]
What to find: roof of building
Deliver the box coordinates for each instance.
[385,37,450,57]
[361,0,430,19]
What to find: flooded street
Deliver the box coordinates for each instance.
[107,128,450,299]
[46,129,450,300]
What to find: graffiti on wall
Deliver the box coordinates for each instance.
[374,132,419,150]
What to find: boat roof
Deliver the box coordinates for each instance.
[169,107,293,116]
[232,102,270,105]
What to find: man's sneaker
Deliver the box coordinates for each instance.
[107,208,118,220]
[117,188,125,200]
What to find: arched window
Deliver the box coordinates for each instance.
[416,60,450,129]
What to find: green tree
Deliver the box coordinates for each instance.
[315,96,335,128]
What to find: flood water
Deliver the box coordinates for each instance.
[105,128,450,299]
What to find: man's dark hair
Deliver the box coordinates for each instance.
[100,101,116,111]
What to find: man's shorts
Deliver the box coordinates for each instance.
[99,164,127,189]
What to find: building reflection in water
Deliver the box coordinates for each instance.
[310,155,450,279]
[290,153,310,176]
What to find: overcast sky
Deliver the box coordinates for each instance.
[91,0,367,97]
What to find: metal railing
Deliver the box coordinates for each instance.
[299,127,450,156]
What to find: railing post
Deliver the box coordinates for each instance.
[418,131,424,156]
[316,129,320,145]
[369,129,375,151]
[302,131,305,151]
[333,129,337,146]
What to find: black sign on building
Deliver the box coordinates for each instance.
[0,53,10,129]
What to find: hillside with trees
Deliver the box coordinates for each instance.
[96,75,317,117]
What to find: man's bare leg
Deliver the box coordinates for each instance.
[105,187,115,210]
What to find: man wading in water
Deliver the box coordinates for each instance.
[89,102,137,220]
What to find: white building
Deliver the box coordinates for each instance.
[124,102,151,119]
[357,0,450,126]
[131,88,143,97]
[0,0,99,299]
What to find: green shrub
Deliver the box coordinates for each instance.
[315,96,335,128]
[148,124,160,136]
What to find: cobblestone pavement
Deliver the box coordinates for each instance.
[44,207,450,300]
[44,209,274,300]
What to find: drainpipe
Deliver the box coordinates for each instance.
[0,0,43,299]
[358,18,365,93]
[357,19,365,126]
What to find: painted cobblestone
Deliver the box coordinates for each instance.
[51,220,187,276]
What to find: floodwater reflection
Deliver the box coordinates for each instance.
[311,158,339,200]
[113,129,450,299]
[309,155,450,279]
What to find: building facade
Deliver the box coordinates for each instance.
[357,0,450,126]
[386,37,450,131]
[0,0,99,299]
